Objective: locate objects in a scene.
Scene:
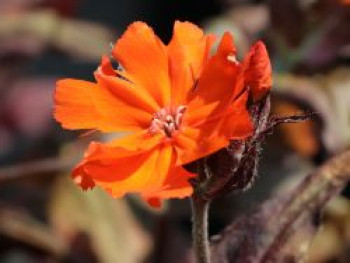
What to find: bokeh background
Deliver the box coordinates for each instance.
[0,0,349,262]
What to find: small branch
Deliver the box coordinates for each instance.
[192,197,211,263]
[0,157,74,183]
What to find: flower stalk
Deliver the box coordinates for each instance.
[191,197,211,263]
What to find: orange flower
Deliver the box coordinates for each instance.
[54,21,271,207]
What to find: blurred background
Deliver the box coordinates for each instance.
[0,0,349,262]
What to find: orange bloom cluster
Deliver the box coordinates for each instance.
[54,21,271,207]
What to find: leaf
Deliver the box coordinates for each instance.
[0,10,114,61]
[0,206,66,257]
[274,68,350,155]
[48,175,152,263]
[210,150,350,263]
[307,196,350,262]
[272,99,319,159]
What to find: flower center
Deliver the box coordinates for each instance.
[149,105,187,137]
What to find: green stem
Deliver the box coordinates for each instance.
[191,197,211,263]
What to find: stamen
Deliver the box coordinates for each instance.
[149,106,187,137]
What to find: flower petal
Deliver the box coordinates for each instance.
[92,131,164,158]
[54,79,152,132]
[72,130,163,189]
[95,56,160,113]
[187,32,239,122]
[240,41,272,102]
[100,55,116,76]
[141,165,194,206]
[74,141,174,198]
[221,91,254,140]
[174,125,229,165]
[168,21,215,105]
[170,21,215,79]
[112,22,171,107]
[174,93,252,165]
[184,101,221,127]
[177,92,252,165]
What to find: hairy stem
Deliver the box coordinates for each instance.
[192,197,211,263]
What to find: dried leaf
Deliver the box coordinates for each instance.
[210,150,350,263]
[48,176,152,263]
[0,206,66,257]
[272,100,319,158]
[274,68,350,154]
[0,10,114,61]
[308,197,350,262]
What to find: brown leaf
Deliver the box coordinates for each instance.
[307,197,350,262]
[48,175,152,263]
[0,206,67,257]
[210,150,350,263]
[274,69,350,155]
[272,100,319,158]
[0,10,114,61]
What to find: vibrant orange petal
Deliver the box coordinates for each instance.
[100,55,116,76]
[96,146,169,196]
[141,165,194,206]
[145,198,162,208]
[85,151,152,184]
[183,101,221,127]
[174,124,229,165]
[74,142,174,198]
[221,91,254,140]
[75,130,163,165]
[54,79,152,132]
[72,144,97,191]
[112,22,171,107]
[174,93,252,164]
[186,32,239,122]
[239,41,272,102]
[73,173,95,190]
[168,21,216,105]
[72,130,164,190]
[90,130,164,159]
[170,21,215,79]
[72,147,151,194]
[95,56,160,113]
[73,135,195,204]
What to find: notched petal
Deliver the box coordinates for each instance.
[244,41,272,102]
[112,21,171,107]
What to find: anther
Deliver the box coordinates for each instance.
[149,105,187,137]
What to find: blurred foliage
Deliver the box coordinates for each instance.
[49,176,152,263]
